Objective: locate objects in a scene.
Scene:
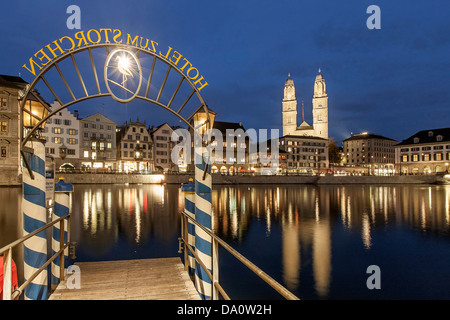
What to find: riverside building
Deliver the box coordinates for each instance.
[395,128,450,174]
[342,132,397,176]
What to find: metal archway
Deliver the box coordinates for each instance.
[19,42,212,177]
[19,37,214,300]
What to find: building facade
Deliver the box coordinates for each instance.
[42,101,81,171]
[116,118,154,173]
[395,128,450,174]
[282,69,329,140]
[80,113,117,171]
[150,123,176,172]
[0,75,27,185]
[279,135,329,174]
[209,120,251,174]
[343,132,397,175]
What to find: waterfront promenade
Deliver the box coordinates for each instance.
[53,172,447,185]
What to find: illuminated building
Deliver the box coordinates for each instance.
[343,132,396,175]
[116,117,154,173]
[395,128,450,174]
[79,113,117,170]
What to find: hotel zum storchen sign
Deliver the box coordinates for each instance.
[21,28,209,93]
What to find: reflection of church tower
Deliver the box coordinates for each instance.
[282,74,297,136]
[312,69,328,140]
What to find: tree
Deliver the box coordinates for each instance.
[328,138,342,165]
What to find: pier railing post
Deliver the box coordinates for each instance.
[22,140,48,300]
[181,179,196,279]
[52,177,73,290]
[193,118,213,300]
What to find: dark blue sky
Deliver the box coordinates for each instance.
[1,0,449,144]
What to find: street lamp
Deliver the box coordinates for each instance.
[192,106,216,173]
[193,106,216,135]
[22,91,49,131]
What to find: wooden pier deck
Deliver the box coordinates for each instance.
[49,257,201,300]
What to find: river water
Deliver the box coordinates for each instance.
[1,183,449,300]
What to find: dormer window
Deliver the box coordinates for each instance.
[436,135,443,142]
[413,137,420,143]
[428,131,433,137]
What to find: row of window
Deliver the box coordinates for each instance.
[401,152,450,162]
[282,140,326,147]
[46,127,78,135]
[49,137,78,145]
[82,123,114,130]
[121,143,150,150]
[47,118,73,126]
[121,151,151,159]
[124,135,149,141]
[46,147,76,155]
[286,147,326,153]
[400,145,450,152]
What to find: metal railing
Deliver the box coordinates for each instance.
[0,214,71,300]
[179,211,299,300]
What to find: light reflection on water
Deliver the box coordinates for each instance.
[1,184,449,299]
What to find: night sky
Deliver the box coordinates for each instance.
[1,0,449,144]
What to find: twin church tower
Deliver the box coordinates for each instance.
[282,69,328,140]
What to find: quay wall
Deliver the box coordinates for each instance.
[52,173,446,185]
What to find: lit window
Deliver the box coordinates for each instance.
[1,121,7,132]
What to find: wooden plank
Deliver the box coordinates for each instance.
[49,257,200,300]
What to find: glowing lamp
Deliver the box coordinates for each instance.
[193,106,216,135]
[22,91,49,130]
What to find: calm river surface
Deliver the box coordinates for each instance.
[1,183,449,300]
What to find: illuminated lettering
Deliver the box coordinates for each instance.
[186,67,199,80]
[34,48,52,66]
[22,57,43,76]
[45,40,65,58]
[169,50,183,66]
[179,58,192,72]
[159,46,173,60]
[194,76,208,91]
[112,29,122,43]
[149,40,158,53]
[74,30,88,47]
[127,34,139,46]
[59,36,76,51]
[99,28,112,43]
[139,37,149,50]
[87,29,101,44]
[21,28,208,92]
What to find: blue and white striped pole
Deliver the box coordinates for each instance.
[22,140,48,300]
[51,177,73,289]
[181,179,196,278]
[194,122,213,300]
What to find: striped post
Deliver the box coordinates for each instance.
[181,178,196,278]
[22,140,48,300]
[194,127,213,300]
[51,177,73,289]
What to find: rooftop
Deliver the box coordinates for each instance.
[396,127,450,146]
